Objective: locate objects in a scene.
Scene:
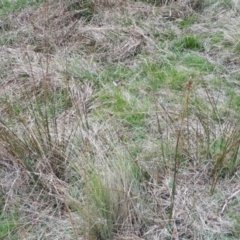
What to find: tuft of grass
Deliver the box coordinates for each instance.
[173,35,204,51]
[86,171,116,239]
[142,61,196,90]
[179,17,197,29]
[66,150,145,240]
[95,86,148,128]
[181,54,216,73]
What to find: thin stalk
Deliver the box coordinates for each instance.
[169,77,193,221]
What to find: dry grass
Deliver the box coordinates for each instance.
[0,0,240,239]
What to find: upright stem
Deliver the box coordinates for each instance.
[169,77,193,221]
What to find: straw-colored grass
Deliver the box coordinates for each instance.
[0,0,240,239]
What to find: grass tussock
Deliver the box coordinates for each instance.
[0,0,240,239]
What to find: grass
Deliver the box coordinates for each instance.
[181,54,216,73]
[173,35,204,51]
[0,0,240,239]
[178,17,197,29]
[0,0,44,15]
[0,210,18,240]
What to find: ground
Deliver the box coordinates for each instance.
[0,0,240,239]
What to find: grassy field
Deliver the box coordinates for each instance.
[0,0,240,239]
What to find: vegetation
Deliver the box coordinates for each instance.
[0,0,240,239]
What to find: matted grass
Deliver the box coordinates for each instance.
[0,0,240,239]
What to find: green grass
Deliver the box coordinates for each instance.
[0,0,45,15]
[233,215,240,238]
[173,35,204,51]
[179,17,197,29]
[86,171,116,239]
[142,61,195,90]
[226,90,240,111]
[94,87,148,128]
[0,212,18,240]
[180,54,216,73]
[209,32,225,45]
[0,33,17,46]
[235,41,240,53]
